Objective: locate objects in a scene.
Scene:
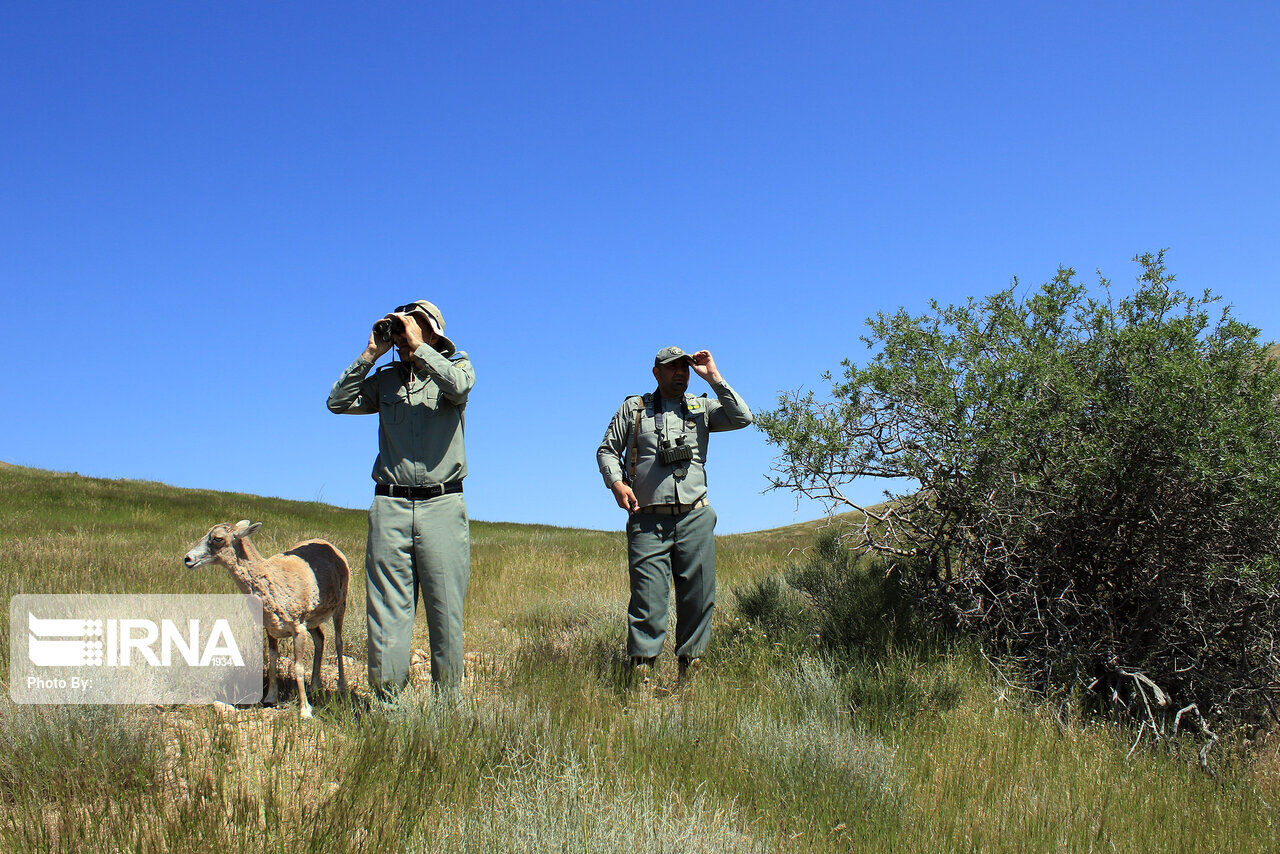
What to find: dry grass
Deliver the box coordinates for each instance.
[1,462,1277,852]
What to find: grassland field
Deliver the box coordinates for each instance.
[0,461,1277,852]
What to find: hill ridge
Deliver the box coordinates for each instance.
[0,460,854,538]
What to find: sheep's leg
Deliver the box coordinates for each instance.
[264,635,280,706]
[333,609,347,693]
[308,625,324,692]
[293,628,313,718]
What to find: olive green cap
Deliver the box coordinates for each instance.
[398,300,456,357]
[654,345,693,366]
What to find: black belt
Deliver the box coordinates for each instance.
[375,481,464,500]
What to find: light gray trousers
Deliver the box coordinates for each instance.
[625,504,717,660]
[365,493,470,697]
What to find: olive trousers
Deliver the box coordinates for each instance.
[365,493,470,697]
[625,504,717,660]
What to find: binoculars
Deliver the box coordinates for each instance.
[658,436,694,466]
[372,315,405,343]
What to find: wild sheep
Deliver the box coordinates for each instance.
[183,520,349,718]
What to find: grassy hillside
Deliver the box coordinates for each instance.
[0,462,815,662]
[1,463,1277,852]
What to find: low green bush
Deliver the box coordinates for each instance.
[734,530,935,659]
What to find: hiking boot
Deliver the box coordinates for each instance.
[677,656,701,686]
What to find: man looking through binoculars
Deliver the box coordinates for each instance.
[327,300,475,698]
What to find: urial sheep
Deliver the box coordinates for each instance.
[183,520,349,718]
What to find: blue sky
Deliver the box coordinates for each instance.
[2,2,1278,533]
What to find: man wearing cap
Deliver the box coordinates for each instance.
[596,346,753,686]
[327,300,474,698]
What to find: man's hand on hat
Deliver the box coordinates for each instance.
[690,350,723,384]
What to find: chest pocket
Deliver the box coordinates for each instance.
[382,383,446,424]
[379,387,411,425]
[685,402,707,431]
[644,404,705,443]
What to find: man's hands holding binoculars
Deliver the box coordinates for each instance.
[362,313,440,363]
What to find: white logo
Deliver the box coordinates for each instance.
[27,614,105,666]
[12,594,263,705]
[28,613,243,668]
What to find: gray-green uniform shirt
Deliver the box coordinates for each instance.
[327,345,474,485]
[597,380,753,507]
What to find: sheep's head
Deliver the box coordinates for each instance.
[183,520,262,569]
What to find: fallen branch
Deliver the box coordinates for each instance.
[1174,704,1219,776]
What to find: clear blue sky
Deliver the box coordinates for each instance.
[2,2,1278,533]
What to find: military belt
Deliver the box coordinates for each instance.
[375,481,464,501]
[637,498,708,516]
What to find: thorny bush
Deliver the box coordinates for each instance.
[758,252,1280,737]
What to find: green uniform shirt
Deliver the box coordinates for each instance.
[328,344,474,486]
[597,380,752,507]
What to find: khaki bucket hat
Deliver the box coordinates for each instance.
[397,300,456,357]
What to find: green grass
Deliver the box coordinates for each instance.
[0,461,1277,852]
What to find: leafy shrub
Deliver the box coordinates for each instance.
[759,253,1280,730]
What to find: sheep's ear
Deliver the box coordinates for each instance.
[233,520,262,539]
